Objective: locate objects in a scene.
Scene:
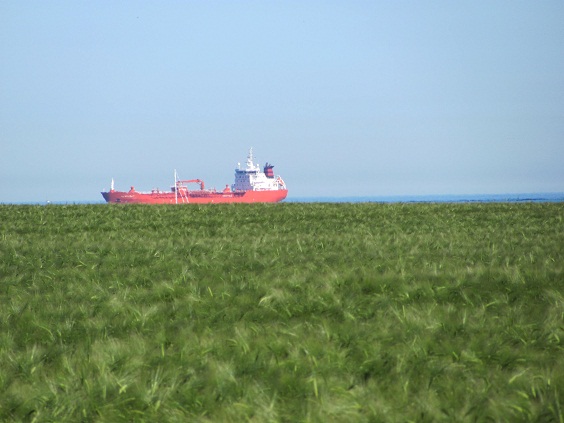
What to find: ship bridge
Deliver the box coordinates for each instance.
[232,148,285,192]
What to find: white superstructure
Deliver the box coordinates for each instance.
[232,148,286,192]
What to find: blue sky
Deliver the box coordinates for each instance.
[1,1,563,202]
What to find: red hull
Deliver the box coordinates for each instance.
[102,189,288,204]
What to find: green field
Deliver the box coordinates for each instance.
[1,203,563,422]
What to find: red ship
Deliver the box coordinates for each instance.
[101,149,288,204]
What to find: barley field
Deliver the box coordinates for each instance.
[1,203,563,422]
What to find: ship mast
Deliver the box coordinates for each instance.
[247,147,254,169]
[174,169,178,204]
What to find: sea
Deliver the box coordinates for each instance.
[286,192,564,203]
